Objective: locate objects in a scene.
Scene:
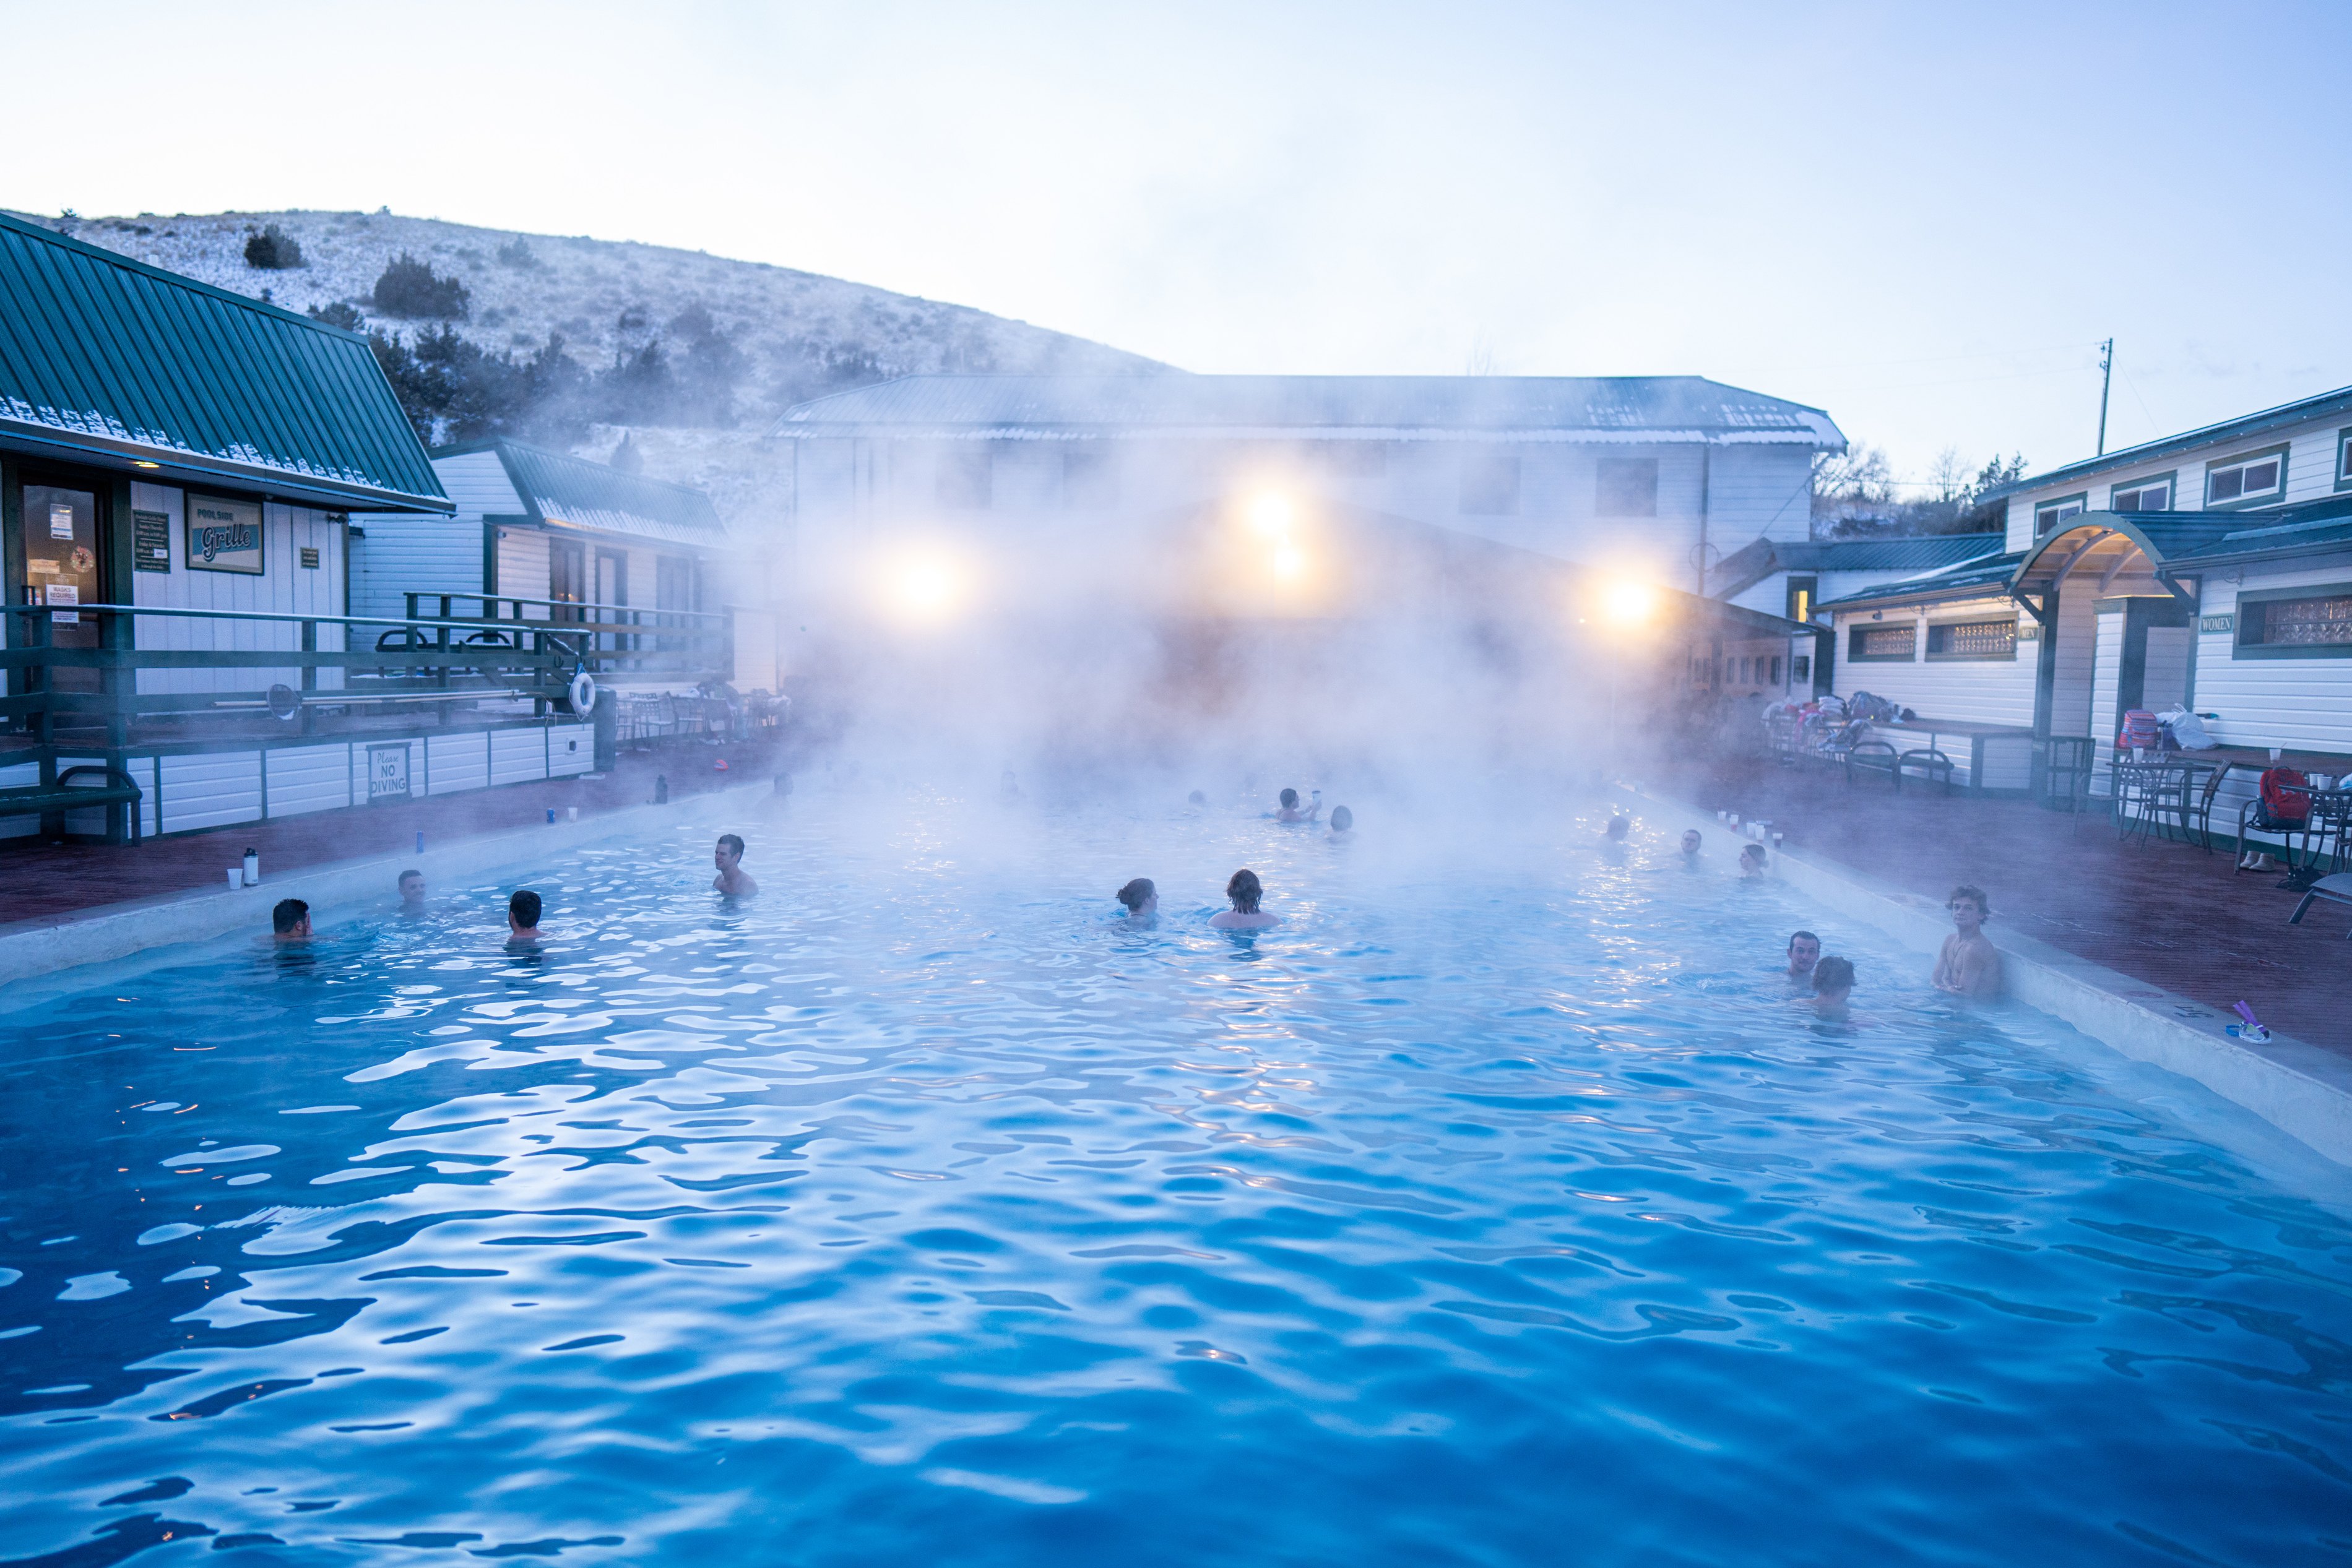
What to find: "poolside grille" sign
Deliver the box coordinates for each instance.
[186,494,264,575]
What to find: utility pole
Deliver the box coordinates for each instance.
[2096,338,2114,456]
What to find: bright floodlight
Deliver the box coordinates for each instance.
[1270,544,1306,580]
[880,549,967,626]
[1602,579,1659,626]
[1247,491,1294,536]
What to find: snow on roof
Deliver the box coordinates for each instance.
[773,374,1846,447]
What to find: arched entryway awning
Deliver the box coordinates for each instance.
[2008,512,2236,615]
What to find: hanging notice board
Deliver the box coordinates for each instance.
[132,509,172,572]
[187,494,264,574]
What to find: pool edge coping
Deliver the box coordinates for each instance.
[0,782,766,994]
[1618,784,2352,1170]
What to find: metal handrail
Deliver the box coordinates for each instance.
[2,601,721,634]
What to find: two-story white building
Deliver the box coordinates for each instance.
[767,373,1846,626]
[1814,382,2352,799]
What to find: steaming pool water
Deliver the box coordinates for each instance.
[3,786,2350,1567]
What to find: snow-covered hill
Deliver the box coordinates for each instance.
[24,207,1167,534]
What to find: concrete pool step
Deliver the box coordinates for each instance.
[1619,785,2352,1170]
[0,778,770,998]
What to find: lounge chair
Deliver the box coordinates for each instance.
[2289,873,2352,936]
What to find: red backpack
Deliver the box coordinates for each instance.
[2256,767,2312,831]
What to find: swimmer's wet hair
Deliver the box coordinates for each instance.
[1279,788,1299,809]
[1329,805,1353,832]
[1117,877,1156,912]
[397,868,423,887]
[1606,814,1630,839]
[1787,929,1819,951]
[1188,790,1206,805]
[272,898,309,934]
[509,889,542,928]
[1949,885,1990,915]
[1814,955,1856,993]
[1227,868,1263,913]
[718,833,745,859]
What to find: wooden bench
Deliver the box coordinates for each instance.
[0,765,144,845]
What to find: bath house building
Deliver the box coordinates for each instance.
[1811,382,2352,803]
[0,213,732,845]
[346,438,740,676]
[767,372,1847,617]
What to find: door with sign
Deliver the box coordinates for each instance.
[15,481,104,693]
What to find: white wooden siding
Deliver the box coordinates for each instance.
[2003,407,2352,551]
[266,744,354,817]
[2142,626,2191,713]
[350,515,483,622]
[490,728,547,786]
[2088,608,2125,789]
[160,751,262,834]
[1829,598,2036,728]
[2190,564,2352,755]
[2048,589,2096,737]
[548,724,593,775]
[426,732,491,795]
[437,449,525,515]
[496,528,553,609]
[129,485,348,697]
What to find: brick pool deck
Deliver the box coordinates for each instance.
[1669,754,2352,1054]
[0,736,792,933]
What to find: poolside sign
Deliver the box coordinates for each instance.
[186,494,264,574]
[368,743,412,803]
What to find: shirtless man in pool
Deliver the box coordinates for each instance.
[1932,885,2001,1001]
[713,833,759,896]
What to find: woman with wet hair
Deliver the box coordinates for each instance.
[1115,877,1159,922]
[1210,868,1281,929]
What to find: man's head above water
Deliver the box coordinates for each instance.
[1786,930,1820,976]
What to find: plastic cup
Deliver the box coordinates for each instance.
[568,806,579,822]
[2270,748,2283,763]
[227,867,241,892]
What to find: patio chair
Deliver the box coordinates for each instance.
[2177,764,2227,853]
[1844,739,1900,788]
[2289,872,2352,936]
[1895,747,1955,795]
[2041,737,2095,816]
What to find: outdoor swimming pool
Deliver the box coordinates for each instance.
[2,786,2348,1566]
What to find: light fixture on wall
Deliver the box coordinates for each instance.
[131,460,160,469]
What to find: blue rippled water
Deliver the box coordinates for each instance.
[2,788,2350,1566]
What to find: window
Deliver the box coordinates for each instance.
[2336,428,2352,493]
[1061,447,1117,508]
[2034,494,2087,533]
[1785,575,1817,624]
[1792,654,1811,683]
[1848,622,1917,661]
[1596,457,1658,517]
[1770,655,1782,684]
[1926,617,2018,661]
[2108,472,2173,512]
[936,447,992,509]
[1459,449,1520,515]
[2205,444,2288,509]
[2235,581,2352,659]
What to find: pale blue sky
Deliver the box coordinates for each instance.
[9,1,2348,484]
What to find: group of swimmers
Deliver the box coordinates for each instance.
[261,796,2005,1011]
[1114,787,1354,931]
[1779,884,2002,1020]
[267,833,763,948]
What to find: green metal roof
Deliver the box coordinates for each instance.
[0,212,448,512]
[436,439,726,548]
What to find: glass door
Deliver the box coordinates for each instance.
[18,481,103,692]
[548,538,586,621]
[595,549,628,652]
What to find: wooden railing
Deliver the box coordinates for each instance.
[1,598,733,747]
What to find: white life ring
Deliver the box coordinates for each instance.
[566,672,597,714]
